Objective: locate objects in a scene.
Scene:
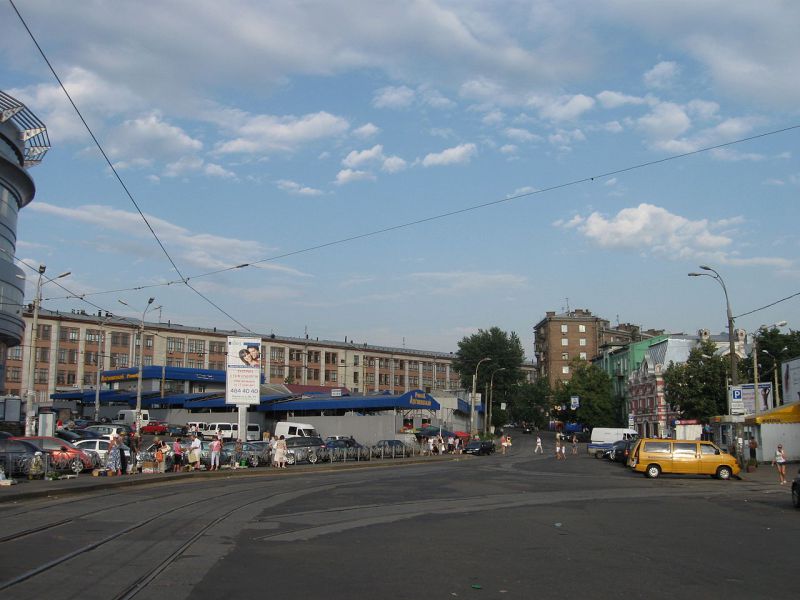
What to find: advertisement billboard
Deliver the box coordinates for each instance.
[225,336,261,405]
[782,356,800,406]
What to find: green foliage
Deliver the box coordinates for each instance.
[744,327,800,397]
[452,326,525,391]
[663,339,728,420]
[552,361,618,427]
[506,379,551,428]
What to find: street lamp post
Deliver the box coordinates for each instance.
[24,265,70,436]
[119,297,155,437]
[688,266,738,387]
[486,367,506,436]
[93,313,115,422]
[471,357,491,437]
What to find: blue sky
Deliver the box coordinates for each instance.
[1,1,798,354]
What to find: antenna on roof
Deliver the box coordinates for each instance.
[565,297,570,313]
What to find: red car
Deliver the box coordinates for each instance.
[12,436,94,472]
[140,421,168,435]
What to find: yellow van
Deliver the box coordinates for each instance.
[628,438,740,480]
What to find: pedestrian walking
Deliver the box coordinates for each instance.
[571,434,578,455]
[209,436,222,470]
[535,436,543,454]
[172,438,183,472]
[154,440,167,473]
[560,444,567,460]
[772,444,788,484]
[500,434,508,455]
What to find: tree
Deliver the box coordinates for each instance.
[553,360,618,427]
[451,327,526,415]
[663,339,728,420]
[744,327,800,399]
[507,378,551,428]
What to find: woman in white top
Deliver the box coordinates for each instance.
[772,444,787,484]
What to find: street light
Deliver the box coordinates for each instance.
[688,266,738,386]
[24,265,71,436]
[752,321,787,414]
[471,357,491,437]
[93,313,116,422]
[486,367,506,436]
[119,297,155,437]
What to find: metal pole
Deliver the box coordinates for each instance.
[753,335,759,416]
[487,367,506,436]
[24,265,45,436]
[471,357,491,437]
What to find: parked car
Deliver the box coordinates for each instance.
[465,440,495,455]
[167,424,188,437]
[222,441,264,467]
[72,419,99,429]
[0,438,42,475]
[325,438,369,461]
[55,428,103,443]
[140,421,169,435]
[372,439,410,458]
[12,436,94,473]
[85,424,132,439]
[244,440,272,464]
[792,467,800,509]
[605,439,636,463]
[285,436,327,465]
[73,438,132,466]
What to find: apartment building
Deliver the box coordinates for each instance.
[4,308,468,407]
[533,308,662,388]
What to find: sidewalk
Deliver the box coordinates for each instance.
[0,454,454,503]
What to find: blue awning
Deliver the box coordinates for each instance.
[258,389,439,413]
[184,393,291,410]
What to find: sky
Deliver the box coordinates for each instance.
[1,0,798,357]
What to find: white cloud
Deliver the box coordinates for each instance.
[644,61,680,89]
[504,127,540,143]
[604,178,617,186]
[557,203,792,268]
[25,201,305,273]
[636,102,692,148]
[600,121,624,133]
[217,111,349,154]
[381,156,407,173]
[419,87,456,109]
[547,128,585,150]
[421,143,477,167]
[531,94,595,122]
[334,169,375,185]
[277,179,323,196]
[686,99,720,120]
[508,186,536,197]
[372,85,415,108]
[408,271,527,294]
[596,90,648,109]
[353,123,380,139]
[499,144,518,154]
[342,145,385,168]
[203,163,236,179]
[482,110,505,125]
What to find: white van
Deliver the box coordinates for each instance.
[246,423,261,441]
[274,421,317,439]
[206,422,239,440]
[588,427,638,458]
[113,409,150,427]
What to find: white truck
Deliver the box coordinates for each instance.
[587,427,638,458]
[274,421,317,439]
[113,410,151,428]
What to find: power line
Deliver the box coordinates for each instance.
[38,123,800,302]
[9,0,253,334]
[735,291,800,320]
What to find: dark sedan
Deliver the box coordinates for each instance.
[285,436,327,464]
[465,440,495,455]
[372,439,410,458]
[607,439,636,463]
[792,467,799,509]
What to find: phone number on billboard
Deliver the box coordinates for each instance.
[229,388,259,394]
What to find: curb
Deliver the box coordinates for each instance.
[0,454,458,503]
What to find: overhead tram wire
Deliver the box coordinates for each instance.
[9,0,253,334]
[735,290,800,320]
[37,123,800,303]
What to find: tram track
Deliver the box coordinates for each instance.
[0,478,361,598]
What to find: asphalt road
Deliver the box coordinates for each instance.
[1,431,797,600]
